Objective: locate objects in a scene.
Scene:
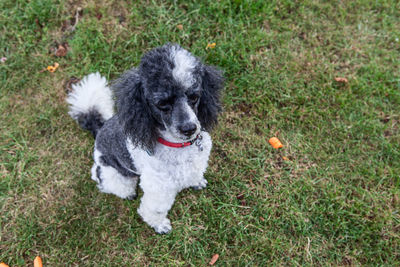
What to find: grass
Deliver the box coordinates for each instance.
[1,0,399,265]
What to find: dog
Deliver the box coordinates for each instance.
[66,44,223,234]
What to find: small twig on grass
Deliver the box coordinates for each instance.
[305,237,312,264]
[71,7,82,32]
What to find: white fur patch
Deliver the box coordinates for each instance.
[126,131,212,192]
[66,72,114,121]
[170,46,197,89]
[92,148,138,199]
[126,131,212,233]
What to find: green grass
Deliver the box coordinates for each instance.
[1,0,399,265]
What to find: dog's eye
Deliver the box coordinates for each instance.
[188,94,199,104]
[156,99,172,111]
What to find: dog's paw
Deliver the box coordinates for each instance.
[154,218,172,234]
[192,179,208,190]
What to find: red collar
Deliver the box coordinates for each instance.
[157,135,199,148]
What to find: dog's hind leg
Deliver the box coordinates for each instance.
[91,163,138,200]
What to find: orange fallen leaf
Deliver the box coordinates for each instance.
[209,254,219,265]
[47,62,59,73]
[206,42,216,49]
[0,262,10,267]
[34,256,43,267]
[282,156,289,161]
[176,24,183,30]
[268,137,283,149]
[334,77,348,83]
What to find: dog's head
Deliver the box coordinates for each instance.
[114,44,224,151]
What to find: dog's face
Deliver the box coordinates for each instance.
[116,44,223,149]
[140,46,203,141]
[149,83,202,142]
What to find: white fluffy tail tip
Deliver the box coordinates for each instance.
[66,72,115,121]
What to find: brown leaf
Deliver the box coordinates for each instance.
[334,77,348,83]
[64,77,81,93]
[176,24,183,30]
[209,254,219,265]
[55,44,68,57]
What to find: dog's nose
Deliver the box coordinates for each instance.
[179,123,197,137]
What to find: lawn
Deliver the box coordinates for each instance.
[1,0,399,266]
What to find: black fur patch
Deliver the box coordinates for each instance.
[77,109,105,137]
[114,69,159,152]
[96,166,102,183]
[198,65,224,131]
[100,155,138,177]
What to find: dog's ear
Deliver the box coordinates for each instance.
[198,65,224,131]
[114,68,158,152]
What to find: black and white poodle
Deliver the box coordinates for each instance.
[66,44,223,234]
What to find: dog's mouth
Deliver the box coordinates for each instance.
[160,127,200,143]
[180,135,197,142]
[172,132,199,143]
[179,127,201,142]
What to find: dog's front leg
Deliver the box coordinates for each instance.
[137,176,177,234]
[191,173,208,190]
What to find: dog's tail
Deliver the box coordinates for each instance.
[66,72,114,137]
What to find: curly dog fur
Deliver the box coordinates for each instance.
[66,44,223,233]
